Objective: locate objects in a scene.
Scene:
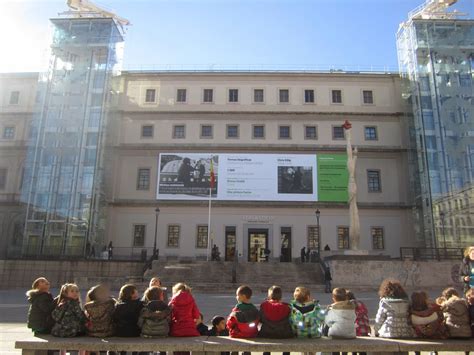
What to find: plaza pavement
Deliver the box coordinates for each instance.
[0,287,466,355]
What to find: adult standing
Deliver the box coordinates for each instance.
[108,241,113,260]
[459,246,474,293]
[300,247,306,263]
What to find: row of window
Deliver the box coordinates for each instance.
[135,167,382,192]
[132,224,386,250]
[144,88,375,105]
[140,123,379,141]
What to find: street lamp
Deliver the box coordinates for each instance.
[440,210,446,257]
[315,209,321,255]
[153,207,160,257]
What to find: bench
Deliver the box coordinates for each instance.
[15,336,474,355]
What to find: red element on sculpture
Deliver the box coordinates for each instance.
[342,120,352,130]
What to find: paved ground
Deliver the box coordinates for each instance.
[0,287,467,355]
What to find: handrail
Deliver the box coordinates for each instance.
[400,247,464,260]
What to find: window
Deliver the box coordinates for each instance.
[167,225,180,247]
[337,226,350,249]
[176,89,187,103]
[228,89,239,103]
[133,224,146,247]
[304,89,315,103]
[137,168,150,190]
[364,126,378,141]
[279,89,289,103]
[279,125,291,139]
[331,90,342,104]
[9,91,20,105]
[367,170,381,192]
[201,125,213,138]
[332,126,345,140]
[254,89,264,103]
[0,168,7,189]
[141,125,154,138]
[305,126,317,140]
[203,89,214,103]
[253,125,265,139]
[363,90,374,104]
[307,226,320,251]
[196,225,208,248]
[173,125,185,139]
[145,89,156,103]
[3,127,15,139]
[226,124,239,138]
[372,227,384,250]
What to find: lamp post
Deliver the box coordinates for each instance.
[153,207,160,256]
[315,209,321,255]
[440,210,446,258]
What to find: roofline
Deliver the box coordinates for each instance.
[120,70,401,77]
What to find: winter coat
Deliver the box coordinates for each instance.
[84,298,115,338]
[289,300,326,338]
[227,302,260,338]
[258,300,293,338]
[374,298,413,338]
[442,296,471,338]
[113,299,143,337]
[27,291,55,333]
[138,300,171,338]
[352,299,370,336]
[208,327,229,336]
[51,298,86,337]
[459,257,474,293]
[411,304,447,339]
[197,323,209,335]
[468,299,474,337]
[169,290,200,337]
[325,300,356,338]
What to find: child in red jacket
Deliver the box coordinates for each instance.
[169,283,200,337]
[227,285,259,339]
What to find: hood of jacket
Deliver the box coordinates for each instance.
[233,303,259,323]
[290,300,317,315]
[27,290,52,303]
[85,299,115,320]
[331,300,355,311]
[380,297,409,314]
[145,300,170,319]
[443,296,468,317]
[170,291,194,308]
[260,300,290,322]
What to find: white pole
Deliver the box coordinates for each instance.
[207,186,212,261]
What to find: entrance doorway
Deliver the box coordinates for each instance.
[280,227,292,262]
[225,226,236,261]
[248,228,268,262]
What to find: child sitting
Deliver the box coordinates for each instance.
[227,285,260,338]
[113,284,143,337]
[440,287,471,338]
[259,285,293,339]
[138,286,171,338]
[196,313,209,335]
[410,291,447,339]
[169,283,201,337]
[51,283,86,337]
[289,286,326,338]
[374,279,413,338]
[466,288,474,337]
[325,287,356,338]
[26,277,55,335]
[84,284,115,338]
[346,290,370,337]
[208,316,229,336]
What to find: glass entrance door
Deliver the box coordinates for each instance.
[280,227,292,262]
[225,226,236,261]
[248,229,268,262]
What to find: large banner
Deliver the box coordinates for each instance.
[157,153,347,202]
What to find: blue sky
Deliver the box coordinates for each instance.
[0,0,472,72]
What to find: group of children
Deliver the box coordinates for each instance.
[26,276,474,347]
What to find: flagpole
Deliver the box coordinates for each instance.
[207,186,212,261]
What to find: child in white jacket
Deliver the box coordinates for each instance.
[325,288,356,338]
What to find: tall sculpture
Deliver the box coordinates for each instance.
[342,120,360,250]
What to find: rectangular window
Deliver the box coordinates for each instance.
[279,125,291,139]
[0,168,7,189]
[145,89,156,103]
[203,89,214,103]
[137,168,150,190]
[173,125,185,139]
[367,170,381,192]
[371,227,384,250]
[305,126,317,140]
[201,125,213,138]
[363,90,374,104]
[141,125,154,138]
[337,226,350,249]
[279,89,289,103]
[304,89,315,103]
[167,225,180,248]
[254,89,264,103]
[332,90,342,104]
[253,125,265,139]
[9,91,20,105]
[133,224,146,247]
[228,89,239,103]
[332,126,345,140]
[226,124,239,138]
[196,225,208,249]
[176,89,187,103]
[3,126,15,139]
[307,226,320,250]
[364,126,378,141]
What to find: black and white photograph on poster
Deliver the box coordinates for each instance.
[158,154,218,198]
[277,166,313,194]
